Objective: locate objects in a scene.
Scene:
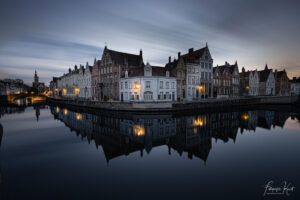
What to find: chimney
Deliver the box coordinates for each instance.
[74,65,78,70]
[178,52,181,59]
[225,61,228,66]
[189,48,194,54]
[140,49,143,57]
[68,68,71,73]
[169,56,171,63]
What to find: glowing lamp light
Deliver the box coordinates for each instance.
[76,113,82,120]
[63,108,68,115]
[62,88,67,95]
[245,86,249,90]
[196,85,205,93]
[193,116,206,127]
[74,88,80,95]
[56,106,60,113]
[134,82,141,90]
[241,113,249,120]
[133,125,145,136]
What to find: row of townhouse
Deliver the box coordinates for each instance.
[0,79,27,95]
[52,63,93,99]
[239,64,293,97]
[50,44,298,102]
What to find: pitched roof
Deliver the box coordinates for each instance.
[107,48,143,68]
[181,47,206,64]
[125,64,172,78]
[239,71,250,78]
[258,69,272,82]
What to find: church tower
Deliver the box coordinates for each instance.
[33,70,39,87]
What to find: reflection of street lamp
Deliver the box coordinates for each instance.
[76,113,82,120]
[133,125,145,136]
[241,113,249,120]
[245,86,249,91]
[63,108,68,115]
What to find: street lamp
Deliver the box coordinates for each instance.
[134,82,141,90]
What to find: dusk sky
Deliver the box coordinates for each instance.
[1,0,300,85]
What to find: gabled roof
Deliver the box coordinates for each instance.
[181,47,206,64]
[106,48,143,68]
[124,64,173,78]
[239,71,250,78]
[258,69,272,82]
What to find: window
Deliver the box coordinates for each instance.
[205,63,208,69]
[192,76,195,85]
[188,76,191,84]
[121,82,123,89]
[201,63,204,68]
[144,91,153,100]
[109,66,112,73]
[209,72,211,80]
[146,81,150,88]
[166,82,169,89]
[205,72,208,80]
[201,72,204,79]
[166,92,169,99]
[160,81,163,89]
[125,82,128,89]
[171,82,175,89]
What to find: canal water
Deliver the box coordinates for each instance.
[0,105,299,200]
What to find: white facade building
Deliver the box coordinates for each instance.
[120,63,177,102]
[57,63,93,99]
[258,65,275,96]
[249,70,259,96]
[290,77,300,96]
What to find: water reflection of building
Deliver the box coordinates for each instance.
[0,106,26,118]
[49,106,295,164]
[257,110,275,129]
[211,112,239,143]
[0,123,3,148]
[272,112,290,128]
[239,111,258,133]
[171,115,212,162]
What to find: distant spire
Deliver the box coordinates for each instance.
[94,58,96,65]
[265,63,268,70]
[104,41,107,49]
[206,42,208,47]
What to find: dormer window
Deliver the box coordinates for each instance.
[166,71,170,77]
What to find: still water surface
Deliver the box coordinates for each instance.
[0,105,299,199]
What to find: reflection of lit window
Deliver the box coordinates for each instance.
[76,113,82,120]
[56,106,59,113]
[133,125,145,136]
[62,88,67,95]
[74,88,80,95]
[63,108,68,115]
[193,116,206,127]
